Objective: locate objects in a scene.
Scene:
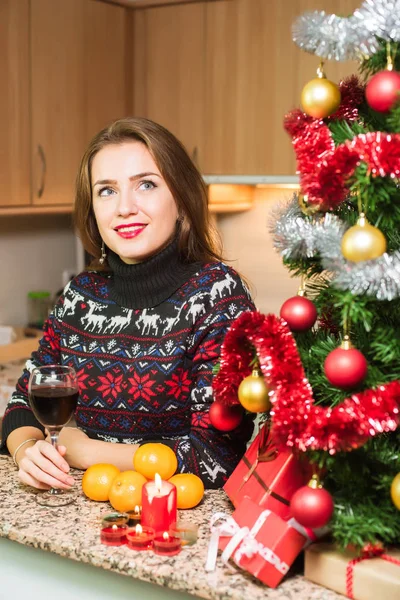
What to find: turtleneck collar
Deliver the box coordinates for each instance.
[107,238,202,309]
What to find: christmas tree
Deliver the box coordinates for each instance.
[213,0,400,550]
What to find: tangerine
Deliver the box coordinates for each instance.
[133,443,178,480]
[108,470,147,512]
[81,463,120,502]
[168,473,204,509]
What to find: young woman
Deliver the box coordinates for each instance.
[2,117,255,491]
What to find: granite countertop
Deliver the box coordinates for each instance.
[0,456,344,600]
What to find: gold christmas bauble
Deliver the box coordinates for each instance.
[391,472,400,510]
[341,214,387,262]
[301,77,341,119]
[238,369,271,413]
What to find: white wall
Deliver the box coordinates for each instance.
[216,186,300,315]
[0,215,77,326]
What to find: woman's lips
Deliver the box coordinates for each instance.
[114,224,147,239]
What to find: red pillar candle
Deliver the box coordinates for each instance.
[141,473,177,533]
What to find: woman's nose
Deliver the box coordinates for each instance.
[116,190,139,216]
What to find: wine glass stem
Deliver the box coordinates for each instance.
[48,430,62,496]
[50,430,59,450]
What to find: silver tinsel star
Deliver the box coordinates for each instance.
[271,195,400,302]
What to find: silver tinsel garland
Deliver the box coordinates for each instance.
[271,196,400,302]
[354,0,400,43]
[292,10,380,61]
[292,0,400,62]
[271,195,346,260]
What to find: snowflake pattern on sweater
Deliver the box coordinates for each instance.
[2,262,255,488]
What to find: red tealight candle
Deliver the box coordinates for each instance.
[141,473,177,534]
[153,531,182,556]
[100,523,128,546]
[126,524,155,551]
[126,505,142,527]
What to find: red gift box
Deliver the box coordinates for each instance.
[224,424,310,519]
[217,497,307,588]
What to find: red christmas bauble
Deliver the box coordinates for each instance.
[290,485,334,529]
[324,346,368,389]
[365,70,400,113]
[280,296,317,332]
[209,401,244,431]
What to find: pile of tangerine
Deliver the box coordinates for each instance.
[81,442,204,510]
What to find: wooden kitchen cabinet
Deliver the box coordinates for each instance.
[204,0,361,175]
[204,0,299,175]
[0,0,31,207]
[31,0,129,206]
[132,3,206,169]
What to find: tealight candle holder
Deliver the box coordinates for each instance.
[100,523,128,546]
[126,524,155,551]
[101,512,129,528]
[126,505,142,527]
[173,521,199,546]
[153,531,182,556]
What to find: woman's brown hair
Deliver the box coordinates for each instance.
[74,117,222,267]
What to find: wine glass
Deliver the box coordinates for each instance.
[28,365,79,507]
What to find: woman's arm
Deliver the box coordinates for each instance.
[154,272,256,488]
[2,302,64,451]
[3,294,75,489]
[56,427,138,471]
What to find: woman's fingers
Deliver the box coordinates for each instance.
[19,457,73,490]
[57,445,67,456]
[18,469,51,490]
[18,441,75,490]
[35,440,70,473]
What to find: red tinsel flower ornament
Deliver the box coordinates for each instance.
[327,75,365,122]
[212,311,400,454]
[283,74,400,211]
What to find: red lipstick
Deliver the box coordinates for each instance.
[114,223,147,239]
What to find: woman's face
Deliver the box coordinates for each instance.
[91,142,179,264]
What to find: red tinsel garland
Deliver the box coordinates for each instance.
[284,76,400,210]
[212,311,400,454]
[327,75,365,123]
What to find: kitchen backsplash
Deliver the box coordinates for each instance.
[0,215,76,326]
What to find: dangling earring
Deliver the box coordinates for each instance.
[99,241,106,265]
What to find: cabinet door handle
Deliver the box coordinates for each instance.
[37,144,47,198]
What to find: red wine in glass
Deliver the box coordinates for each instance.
[30,386,78,430]
[28,365,79,507]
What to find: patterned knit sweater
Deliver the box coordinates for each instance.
[2,241,255,488]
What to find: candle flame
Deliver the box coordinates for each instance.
[155,472,162,493]
[112,524,118,530]
[134,505,141,515]
[136,524,142,534]
[163,531,169,541]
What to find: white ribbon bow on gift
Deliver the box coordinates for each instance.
[205,510,316,574]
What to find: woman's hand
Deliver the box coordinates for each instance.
[18,440,75,490]
[51,426,91,469]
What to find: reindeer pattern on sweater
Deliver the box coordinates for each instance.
[3,262,255,488]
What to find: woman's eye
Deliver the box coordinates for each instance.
[98,187,115,197]
[139,180,156,191]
